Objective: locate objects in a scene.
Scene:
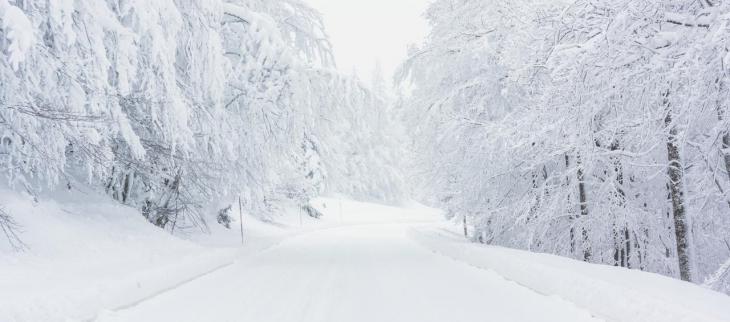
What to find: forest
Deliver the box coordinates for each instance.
[0,0,404,236]
[398,0,730,291]
[1,0,729,298]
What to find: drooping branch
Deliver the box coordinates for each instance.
[0,206,26,252]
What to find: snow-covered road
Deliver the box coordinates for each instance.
[97,223,599,322]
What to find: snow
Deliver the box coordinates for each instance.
[3,191,729,322]
[0,187,286,322]
[705,257,730,295]
[2,0,728,320]
[95,206,599,322]
[48,0,75,46]
[0,0,34,69]
[411,225,730,322]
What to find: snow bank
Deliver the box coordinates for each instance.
[0,190,388,321]
[0,187,242,322]
[411,226,730,322]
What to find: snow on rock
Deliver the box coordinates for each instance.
[410,225,730,322]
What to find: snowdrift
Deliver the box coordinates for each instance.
[0,187,282,322]
[411,226,730,322]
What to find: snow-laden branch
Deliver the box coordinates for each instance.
[0,0,33,70]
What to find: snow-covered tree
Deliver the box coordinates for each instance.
[0,0,405,238]
[399,0,730,290]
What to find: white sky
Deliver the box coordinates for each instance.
[304,0,431,85]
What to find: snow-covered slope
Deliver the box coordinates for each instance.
[0,187,288,322]
[3,193,729,322]
[411,225,730,322]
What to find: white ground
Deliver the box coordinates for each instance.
[96,224,599,322]
[2,191,730,322]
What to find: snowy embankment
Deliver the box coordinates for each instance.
[4,191,729,322]
[0,187,290,322]
[0,191,426,322]
[411,226,730,322]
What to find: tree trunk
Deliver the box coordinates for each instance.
[463,215,468,238]
[609,141,630,268]
[121,172,132,204]
[566,154,577,256]
[576,154,591,262]
[566,153,591,261]
[715,79,730,185]
[239,196,245,245]
[718,111,730,185]
[721,133,730,180]
[566,155,576,255]
[665,104,693,282]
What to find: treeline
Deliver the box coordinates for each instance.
[0,0,403,234]
[399,0,730,290]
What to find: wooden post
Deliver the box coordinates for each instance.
[463,215,468,238]
[239,196,244,245]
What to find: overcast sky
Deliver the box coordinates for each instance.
[304,0,431,84]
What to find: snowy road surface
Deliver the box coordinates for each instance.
[96,223,600,322]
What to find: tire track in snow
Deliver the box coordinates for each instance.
[87,232,302,322]
[89,223,393,321]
